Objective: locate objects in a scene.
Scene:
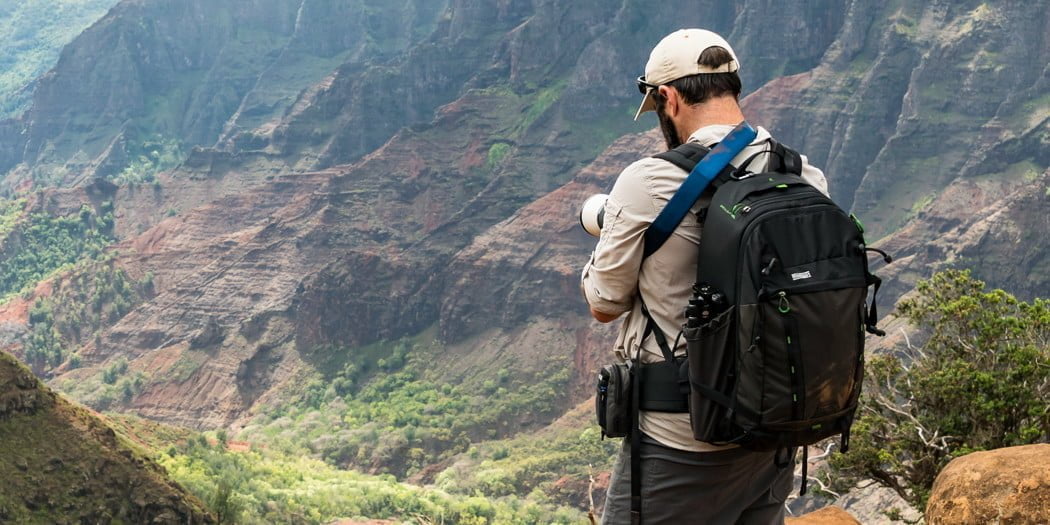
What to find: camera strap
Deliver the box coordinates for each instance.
[630,349,642,525]
[630,296,689,524]
[642,121,757,258]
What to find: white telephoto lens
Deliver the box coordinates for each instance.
[579,194,609,237]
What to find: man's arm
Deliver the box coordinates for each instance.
[590,306,620,323]
[581,161,657,322]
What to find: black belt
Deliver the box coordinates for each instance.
[638,361,689,413]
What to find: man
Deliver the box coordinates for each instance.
[581,29,829,524]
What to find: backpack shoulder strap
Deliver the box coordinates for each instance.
[642,121,758,258]
[652,142,709,173]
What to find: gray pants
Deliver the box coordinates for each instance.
[601,436,794,525]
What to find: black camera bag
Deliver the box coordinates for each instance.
[595,362,632,438]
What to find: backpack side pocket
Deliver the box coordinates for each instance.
[685,306,736,443]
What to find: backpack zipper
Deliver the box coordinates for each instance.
[733,202,842,305]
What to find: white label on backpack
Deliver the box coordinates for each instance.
[791,271,812,281]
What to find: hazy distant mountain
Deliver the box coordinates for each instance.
[0,0,120,118]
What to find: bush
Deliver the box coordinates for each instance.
[158,440,584,524]
[19,263,147,376]
[829,270,1049,508]
[0,207,114,300]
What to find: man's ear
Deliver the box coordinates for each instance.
[658,85,678,117]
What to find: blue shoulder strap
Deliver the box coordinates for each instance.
[642,121,758,258]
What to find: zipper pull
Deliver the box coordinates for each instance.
[761,257,778,276]
[778,291,791,314]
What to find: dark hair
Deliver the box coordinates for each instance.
[656,46,741,108]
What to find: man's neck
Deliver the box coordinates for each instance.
[676,96,746,142]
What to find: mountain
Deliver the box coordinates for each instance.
[0,0,1045,517]
[0,0,855,192]
[0,349,213,523]
[0,0,120,119]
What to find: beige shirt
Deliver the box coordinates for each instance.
[582,124,829,452]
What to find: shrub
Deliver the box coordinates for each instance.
[829,270,1049,508]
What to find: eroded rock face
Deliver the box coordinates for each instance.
[926,444,1050,525]
[0,0,447,188]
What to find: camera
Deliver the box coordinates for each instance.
[579,194,609,237]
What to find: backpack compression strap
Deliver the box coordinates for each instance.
[641,121,757,258]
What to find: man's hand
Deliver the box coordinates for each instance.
[590,307,620,323]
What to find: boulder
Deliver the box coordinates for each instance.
[926,444,1050,524]
[786,506,861,524]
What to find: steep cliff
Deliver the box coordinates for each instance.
[0,0,119,118]
[0,350,213,523]
[743,1,1048,240]
[0,0,446,189]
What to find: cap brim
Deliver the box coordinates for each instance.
[634,88,657,121]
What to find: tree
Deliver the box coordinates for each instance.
[829,270,1050,508]
[208,477,243,524]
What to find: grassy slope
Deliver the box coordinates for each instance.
[104,412,587,524]
[0,350,213,524]
[239,328,575,479]
[0,0,119,118]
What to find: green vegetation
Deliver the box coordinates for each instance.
[0,351,213,523]
[112,135,183,185]
[486,142,512,170]
[158,436,583,524]
[435,422,618,509]
[0,0,120,118]
[513,80,567,137]
[828,270,1049,509]
[241,336,572,479]
[21,261,151,377]
[0,203,114,301]
[22,299,64,371]
[0,198,25,238]
[224,331,615,515]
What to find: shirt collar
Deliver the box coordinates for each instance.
[687,124,770,147]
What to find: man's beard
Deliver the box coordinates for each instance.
[657,108,682,150]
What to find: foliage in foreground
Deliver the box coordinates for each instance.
[829,270,1049,509]
[435,423,618,509]
[159,436,584,524]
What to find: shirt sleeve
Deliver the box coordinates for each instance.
[581,161,658,315]
[799,154,830,197]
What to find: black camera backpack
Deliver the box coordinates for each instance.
[642,138,887,494]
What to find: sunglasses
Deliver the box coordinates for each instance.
[636,76,660,94]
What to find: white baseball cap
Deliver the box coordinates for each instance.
[634,29,740,120]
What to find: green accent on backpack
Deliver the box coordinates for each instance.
[720,203,746,219]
